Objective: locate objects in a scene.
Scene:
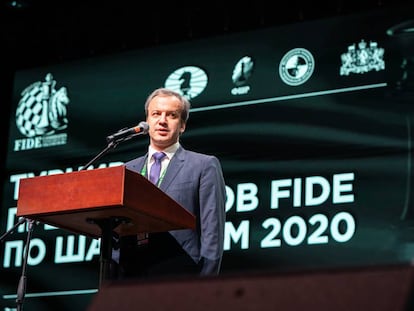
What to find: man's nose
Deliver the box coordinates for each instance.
[159,113,167,122]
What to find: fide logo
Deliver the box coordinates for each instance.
[14,73,70,151]
[279,48,315,86]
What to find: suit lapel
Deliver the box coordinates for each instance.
[160,146,185,191]
[126,155,147,175]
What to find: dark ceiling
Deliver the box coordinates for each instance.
[1,0,412,70]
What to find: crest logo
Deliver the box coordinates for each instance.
[231,56,254,95]
[279,48,315,86]
[14,73,69,151]
[340,40,385,76]
[164,66,208,100]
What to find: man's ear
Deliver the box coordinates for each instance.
[180,122,186,134]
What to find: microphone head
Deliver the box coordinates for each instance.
[139,121,149,134]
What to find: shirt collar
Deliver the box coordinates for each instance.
[148,142,180,161]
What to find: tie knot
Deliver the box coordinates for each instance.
[152,152,166,162]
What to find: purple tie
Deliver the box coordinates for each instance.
[149,152,166,185]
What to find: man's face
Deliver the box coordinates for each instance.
[146,95,186,150]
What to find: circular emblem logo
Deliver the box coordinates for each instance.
[279,48,315,86]
[165,66,208,99]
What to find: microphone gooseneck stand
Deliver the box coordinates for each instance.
[80,125,147,171]
[0,217,35,311]
[79,140,119,171]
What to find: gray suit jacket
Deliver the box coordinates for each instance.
[125,146,226,275]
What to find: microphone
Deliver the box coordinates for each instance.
[106,121,149,142]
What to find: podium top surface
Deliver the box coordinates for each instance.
[17,166,195,238]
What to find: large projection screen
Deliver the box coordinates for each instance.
[2,4,414,310]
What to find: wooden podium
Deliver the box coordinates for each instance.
[16,165,196,286]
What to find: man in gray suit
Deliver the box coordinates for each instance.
[117,88,226,278]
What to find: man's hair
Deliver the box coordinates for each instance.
[144,88,191,123]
